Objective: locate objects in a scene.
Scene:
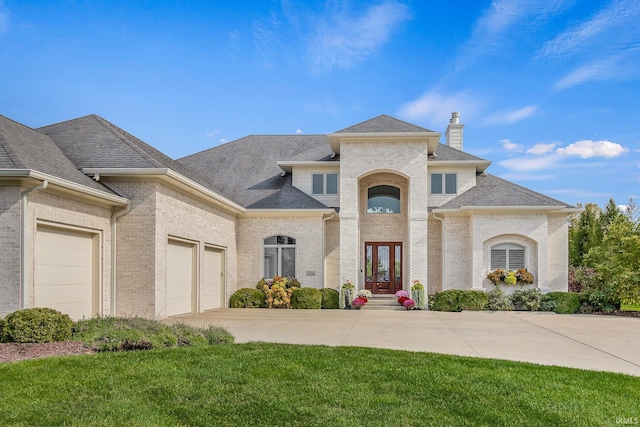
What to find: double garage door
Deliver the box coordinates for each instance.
[166,240,225,317]
[34,226,97,321]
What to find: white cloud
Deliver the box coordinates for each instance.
[484,105,538,125]
[500,172,556,181]
[527,143,557,155]
[500,138,524,152]
[554,57,619,89]
[219,138,228,144]
[538,0,640,59]
[296,129,302,134]
[556,140,628,158]
[397,90,483,126]
[499,155,560,172]
[310,1,411,73]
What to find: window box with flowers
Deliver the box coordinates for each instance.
[487,268,534,288]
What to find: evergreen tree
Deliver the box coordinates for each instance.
[568,203,602,266]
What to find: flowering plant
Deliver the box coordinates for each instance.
[356,289,372,302]
[397,296,408,306]
[395,290,409,298]
[351,297,367,309]
[341,280,355,289]
[403,299,416,310]
[487,268,534,286]
[411,280,424,290]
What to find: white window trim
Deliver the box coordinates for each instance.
[262,235,297,278]
[430,172,457,195]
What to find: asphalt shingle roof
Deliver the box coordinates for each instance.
[431,143,489,162]
[178,135,332,209]
[438,173,573,209]
[38,115,215,191]
[0,115,115,194]
[336,114,434,133]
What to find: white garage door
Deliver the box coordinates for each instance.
[166,240,195,316]
[202,247,225,310]
[34,226,96,320]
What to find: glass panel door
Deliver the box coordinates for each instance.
[364,242,402,294]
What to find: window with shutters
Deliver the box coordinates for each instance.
[490,243,525,270]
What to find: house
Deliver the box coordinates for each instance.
[0,112,578,320]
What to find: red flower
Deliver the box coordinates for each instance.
[397,296,408,305]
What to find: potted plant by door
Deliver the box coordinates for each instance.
[339,281,355,309]
[411,280,425,310]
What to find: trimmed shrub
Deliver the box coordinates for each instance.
[431,290,464,312]
[510,288,554,311]
[486,288,513,311]
[290,288,322,309]
[320,288,340,309]
[546,292,581,314]
[72,317,234,352]
[230,288,266,308]
[458,290,488,311]
[3,308,73,343]
[0,317,5,342]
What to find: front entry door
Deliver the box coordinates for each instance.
[365,242,402,294]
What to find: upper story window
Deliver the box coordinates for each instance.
[490,243,525,270]
[263,235,296,278]
[367,185,400,214]
[431,173,457,195]
[312,173,338,195]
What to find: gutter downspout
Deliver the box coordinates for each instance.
[93,178,132,316]
[20,180,48,308]
[322,211,336,288]
[432,212,445,292]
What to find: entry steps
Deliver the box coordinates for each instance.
[363,296,405,310]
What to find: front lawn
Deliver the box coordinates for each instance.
[1,343,638,426]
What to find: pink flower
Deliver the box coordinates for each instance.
[394,290,409,298]
[403,299,416,310]
[351,297,366,309]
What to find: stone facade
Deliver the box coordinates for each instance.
[0,184,23,317]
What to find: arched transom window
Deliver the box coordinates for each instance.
[490,243,525,270]
[367,185,400,214]
[263,235,296,278]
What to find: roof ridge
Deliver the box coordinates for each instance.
[91,116,167,168]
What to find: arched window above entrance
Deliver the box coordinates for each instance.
[367,185,400,214]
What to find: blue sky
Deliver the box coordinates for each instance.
[1,0,639,208]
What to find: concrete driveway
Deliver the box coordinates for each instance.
[174,309,640,377]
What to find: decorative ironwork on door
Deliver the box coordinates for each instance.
[365,242,402,294]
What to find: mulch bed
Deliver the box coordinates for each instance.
[0,341,94,363]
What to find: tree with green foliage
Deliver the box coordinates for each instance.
[584,215,640,307]
[568,202,603,266]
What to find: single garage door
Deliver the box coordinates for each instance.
[202,247,225,310]
[166,239,195,316]
[34,226,96,320]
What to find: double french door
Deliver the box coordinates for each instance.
[364,242,402,294]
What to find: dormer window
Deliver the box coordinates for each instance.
[431,173,457,195]
[367,185,400,214]
[312,173,338,195]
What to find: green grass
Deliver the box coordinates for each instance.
[1,343,638,426]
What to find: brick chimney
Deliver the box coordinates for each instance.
[445,112,464,151]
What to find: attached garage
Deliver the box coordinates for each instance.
[202,246,225,310]
[166,239,196,316]
[34,225,97,320]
